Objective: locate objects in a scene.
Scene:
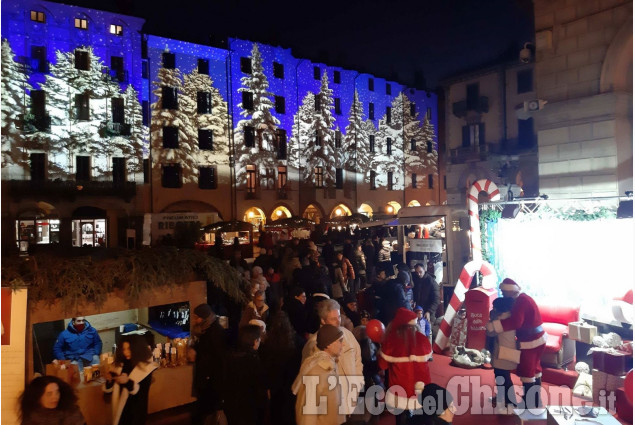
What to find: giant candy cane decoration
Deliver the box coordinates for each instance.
[433,179,500,353]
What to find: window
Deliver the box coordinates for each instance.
[111,56,124,82]
[315,131,321,147]
[411,174,417,189]
[314,166,324,187]
[142,100,149,126]
[388,172,393,190]
[466,83,479,110]
[74,93,89,120]
[31,10,45,23]
[386,107,391,124]
[31,90,46,118]
[313,66,320,80]
[265,168,275,190]
[162,164,181,188]
[162,126,179,149]
[335,168,343,189]
[17,218,60,245]
[141,38,148,59]
[246,165,257,193]
[71,219,105,247]
[368,78,374,91]
[240,57,252,74]
[112,157,125,186]
[335,131,342,148]
[370,170,376,190]
[198,129,213,150]
[386,138,392,155]
[275,95,285,114]
[386,83,391,95]
[333,70,341,84]
[368,103,374,120]
[30,153,46,181]
[76,156,91,181]
[244,126,255,147]
[462,123,485,147]
[141,60,148,79]
[426,107,432,119]
[277,166,287,189]
[410,103,416,117]
[162,86,178,110]
[518,118,535,148]
[197,91,212,114]
[74,50,89,70]
[334,97,341,115]
[517,69,533,94]
[199,167,217,189]
[427,141,433,153]
[314,94,321,111]
[162,52,175,69]
[111,97,124,124]
[369,135,375,153]
[198,58,209,75]
[242,91,253,110]
[410,139,417,151]
[428,174,434,189]
[143,159,149,183]
[276,129,287,159]
[110,24,123,36]
[273,62,284,79]
[443,175,447,190]
[31,46,48,73]
[74,17,88,30]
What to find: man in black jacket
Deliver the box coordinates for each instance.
[188,304,227,425]
[412,263,440,325]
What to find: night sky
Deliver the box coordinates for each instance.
[49,0,534,90]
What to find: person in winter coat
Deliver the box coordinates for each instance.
[53,317,102,373]
[292,325,347,425]
[284,286,309,339]
[378,271,411,325]
[223,324,269,425]
[301,299,364,417]
[377,240,394,277]
[377,308,432,424]
[188,304,227,425]
[412,263,440,325]
[352,243,367,292]
[336,251,355,294]
[19,375,85,425]
[362,238,376,284]
[103,335,157,425]
[240,290,270,328]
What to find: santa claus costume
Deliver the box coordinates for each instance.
[488,278,546,410]
[378,307,432,414]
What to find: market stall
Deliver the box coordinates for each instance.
[198,220,255,258]
[264,216,314,241]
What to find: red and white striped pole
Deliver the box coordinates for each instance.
[433,179,500,353]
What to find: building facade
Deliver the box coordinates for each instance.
[1,0,442,250]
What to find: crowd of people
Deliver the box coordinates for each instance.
[19,231,546,425]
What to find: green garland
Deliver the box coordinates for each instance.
[479,209,501,264]
[535,205,615,221]
[1,247,248,312]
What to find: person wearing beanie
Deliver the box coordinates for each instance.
[301,299,364,417]
[188,304,227,425]
[378,307,432,424]
[342,292,361,328]
[486,278,546,410]
[292,324,346,425]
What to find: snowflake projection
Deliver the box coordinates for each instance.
[234,43,280,189]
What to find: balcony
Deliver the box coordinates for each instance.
[102,68,129,84]
[448,144,490,164]
[100,121,131,137]
[7,179,137,202]
[245,190,259,200]
[22,113,51,133]
[452,96,489,118]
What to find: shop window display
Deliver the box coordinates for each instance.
[72,219,106,247]
[16,219,60,245]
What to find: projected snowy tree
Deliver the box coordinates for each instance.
[1,39,30,170]
[342,90,366,171]
[361,120,376,183]
[151,63,199,183]
[289,91,315,174]
[304,71,336,185]
[235,43,279,188]
[123,85,147,176]
[404,95,438,187]
[372,94,404,190]
[183,70,229,165]
[421,115,438,173]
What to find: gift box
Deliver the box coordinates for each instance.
[592,350,633,375]
[568,321,597,343]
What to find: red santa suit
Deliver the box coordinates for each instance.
[378,308,432,411]
[488,279,546,383]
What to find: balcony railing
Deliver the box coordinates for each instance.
[100,121,131,137]
[448,144,490,163]
[7,179,137,202]
[452,96,489,118]
[22,114,51,133]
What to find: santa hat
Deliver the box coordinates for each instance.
[392,308,418,327]
[499,278,521,292]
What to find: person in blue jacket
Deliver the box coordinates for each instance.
[53,317,102,372]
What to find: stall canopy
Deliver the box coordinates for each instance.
[359,217,399,228]
[202,220,253,233]
[325,213,370,226]
[264,216,314,229]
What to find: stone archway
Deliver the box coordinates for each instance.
[270,205,292,221]
[303,204,324,224]
[330,203,353,219]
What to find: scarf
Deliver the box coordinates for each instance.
[291,350,336,395]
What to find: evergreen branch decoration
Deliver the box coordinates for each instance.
[479,209,501,265]
[1,248,248,312]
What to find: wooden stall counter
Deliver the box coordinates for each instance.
[76,364,195,425]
